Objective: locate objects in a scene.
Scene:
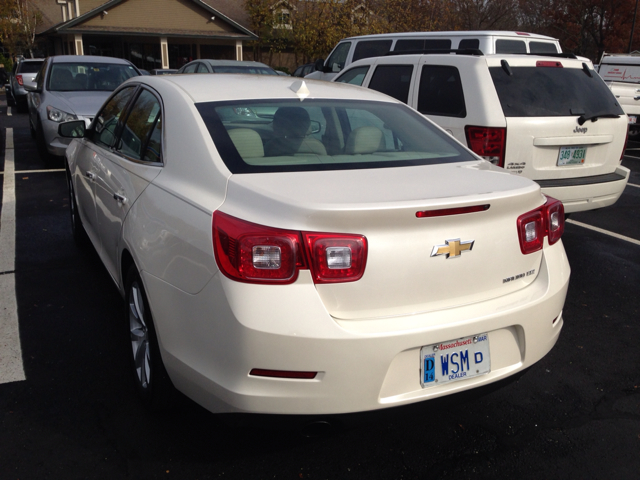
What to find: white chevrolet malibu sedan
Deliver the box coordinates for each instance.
[60,74,570,416]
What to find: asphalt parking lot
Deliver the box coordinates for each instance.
[0,98,639,479]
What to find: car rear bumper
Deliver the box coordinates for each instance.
[144,240,570,416]
[535,166,630,213]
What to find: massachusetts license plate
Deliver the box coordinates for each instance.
[420,333,491,388]
[557,145,587,166]
[629,115,637,124]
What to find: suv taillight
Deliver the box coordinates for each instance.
[465,126,506,167]
[16,74,23,86]
[517,196,565,254]
[212,211,367,284]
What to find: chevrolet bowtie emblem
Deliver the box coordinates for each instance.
[431,239,475,259]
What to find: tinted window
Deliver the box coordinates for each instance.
[18,61,43,74]
[334,66,370,86]
[196,99,475,174]
[353,40,393,62]
[209,65,277,75]
[495,39,527,54]
[368,65,414,103]
[458,39,480,50]
[417,65,466,117]
[36,59,49,90]
[48,62,138,91]
[93,86,136,148]
[529,41,559,54]
[326,42,351,72]
[196,63,209,73]
[182,63,197,73]
[394,39,452,52]
[117,89,162,162]
[490,65,625,117]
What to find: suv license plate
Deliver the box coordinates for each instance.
[420,333,491,388]
[629,115,637,124]
[558,145,587,166]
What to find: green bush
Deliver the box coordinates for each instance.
[0,53,13,73]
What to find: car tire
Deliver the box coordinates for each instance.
[16,100,27,113]
[125,265,177,411]
[6,90,15,107]
[66,165,89,247]
[29,120,36,139]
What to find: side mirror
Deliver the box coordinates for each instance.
[23,84,38,92]
[309,120,321,135]
[314,58,325,72]
[58,120,86,138]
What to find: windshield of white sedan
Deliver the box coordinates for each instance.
[197,99,475,173]
[48,63,139,92]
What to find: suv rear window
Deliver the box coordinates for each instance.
[490,65,625,117]
[529,41,558,54]
[495,40,526,54]
[18,61,43,74]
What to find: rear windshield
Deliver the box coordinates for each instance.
[598,63,640,84]
[196,99,476,174]
[48,62,139,92]
[18,61,43,74]
[490,65,624,117]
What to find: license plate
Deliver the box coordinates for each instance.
[557,145,587,166]
[420,333,491,388]
[629,115,637,124]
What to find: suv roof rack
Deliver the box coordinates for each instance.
[384,48,484,57]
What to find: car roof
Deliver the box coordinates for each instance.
[347,53,588,68]
[129,74,402,104]
[341,31,558,41]
[600,54,640,65]
[49,55,133,65]
[193,59,273,68]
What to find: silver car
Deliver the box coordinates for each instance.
[26,55,140,160]
[7,57,44,113]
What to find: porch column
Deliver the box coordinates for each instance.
[235,40,243,61]
[160,37,169,69]
[74,34,84,55]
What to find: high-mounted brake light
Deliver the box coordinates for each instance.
[416,204,490,218]
[536,61,563,68]
[212,211,367,285]
[465,126,507,167]
[517,196,564,254]
[16,74,23,86]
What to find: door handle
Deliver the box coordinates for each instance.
[634,96,640,101]
[85,171,96,180]
[113,193,127,204]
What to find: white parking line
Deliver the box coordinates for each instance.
[6,107,11,117]
[628,183,640,189]
[566,219,640,246]
[0,128,26,384]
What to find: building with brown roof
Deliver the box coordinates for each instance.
[33,0,258,70]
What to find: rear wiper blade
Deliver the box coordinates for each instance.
[577,112,620,125]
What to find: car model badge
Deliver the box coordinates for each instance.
[431,239,474,259]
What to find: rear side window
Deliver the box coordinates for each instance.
[490,65,625,117]
[394,39,452,52]
[458,39,480,50]
[368,65,413,103]
[335,66,370,86]
[530,41,559,54]
[117,89,163,163]
[417,65,466,117]
[353,40,393,62]
[495,39,526,54]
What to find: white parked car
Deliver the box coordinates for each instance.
[335,52,630,214]
[60,75,570,417]
[597,52,640,137]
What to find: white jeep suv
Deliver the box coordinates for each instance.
[335,52,630,213]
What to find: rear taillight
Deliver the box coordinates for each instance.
[16,74,23,86]
[212,211,367,285]
[517,196,565,254]
[465,126,506,167]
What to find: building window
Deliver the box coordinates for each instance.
[271,1,295,30]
